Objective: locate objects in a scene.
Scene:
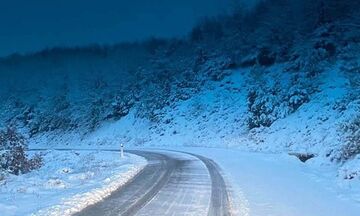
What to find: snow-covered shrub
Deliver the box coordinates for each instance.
[338,156,360,180]
[87,98,104,131]
[287,86,310,111]
[172,70,202,101]
[197,55,234,81]
[339,115,360,161]
[135,67,174,122]
[136,98,165,123]
[28,93,75,136]
[292,46,328,78]
[341,59,360,89]
[247,87,284,129]
[286,26,337,78]
[50,94,74,130]
[0,128,43,175]
[189,99,207,118]
[16,106,35,127]
[27,153,43,171]
[107,94,134,120]
[314,40,336,58]
[0,170,5,182]
[246,69,312,130]
[49,115,73,131]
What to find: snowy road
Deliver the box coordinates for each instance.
[74,150,231,216]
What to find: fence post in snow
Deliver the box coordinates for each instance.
[120,143,124,158]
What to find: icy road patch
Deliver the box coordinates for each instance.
[0,150,146,216]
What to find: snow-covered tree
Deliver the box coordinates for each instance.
[0,128,42,175]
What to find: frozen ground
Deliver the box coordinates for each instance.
[29,65,356,158]
[20,64,360,215]
[0,150,146,216]
[15,147,359,216]
[160,147,360,216]
[30,66,360,172]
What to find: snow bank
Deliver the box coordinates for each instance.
[0,150,146,216]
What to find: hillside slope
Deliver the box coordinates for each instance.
[1,0,360,182]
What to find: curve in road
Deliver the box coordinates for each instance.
[74,150,231,216]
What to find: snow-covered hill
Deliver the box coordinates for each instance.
[1,0,360,187]
[27,61,359,178]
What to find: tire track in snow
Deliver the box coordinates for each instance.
[30,149,232,215]
[169,150,232,216]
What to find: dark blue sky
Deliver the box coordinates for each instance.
[0,0,240,57]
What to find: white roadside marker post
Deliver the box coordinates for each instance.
[120,143,124,158]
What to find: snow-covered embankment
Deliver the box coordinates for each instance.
[0,150,146,216]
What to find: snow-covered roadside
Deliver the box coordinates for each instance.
[22,64,360,215]
[0,150,147,216]
[161,147,360,216]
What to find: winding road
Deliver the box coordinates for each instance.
[74,150,232,216]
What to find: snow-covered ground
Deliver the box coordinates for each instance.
[16,147,359,216]
[161,147,360,216]
[21,64,360,215]
[0,150,146,216]
[1,3,359,214]
[31,65,358,163]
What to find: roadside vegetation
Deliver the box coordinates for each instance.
[0,0,360,176]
